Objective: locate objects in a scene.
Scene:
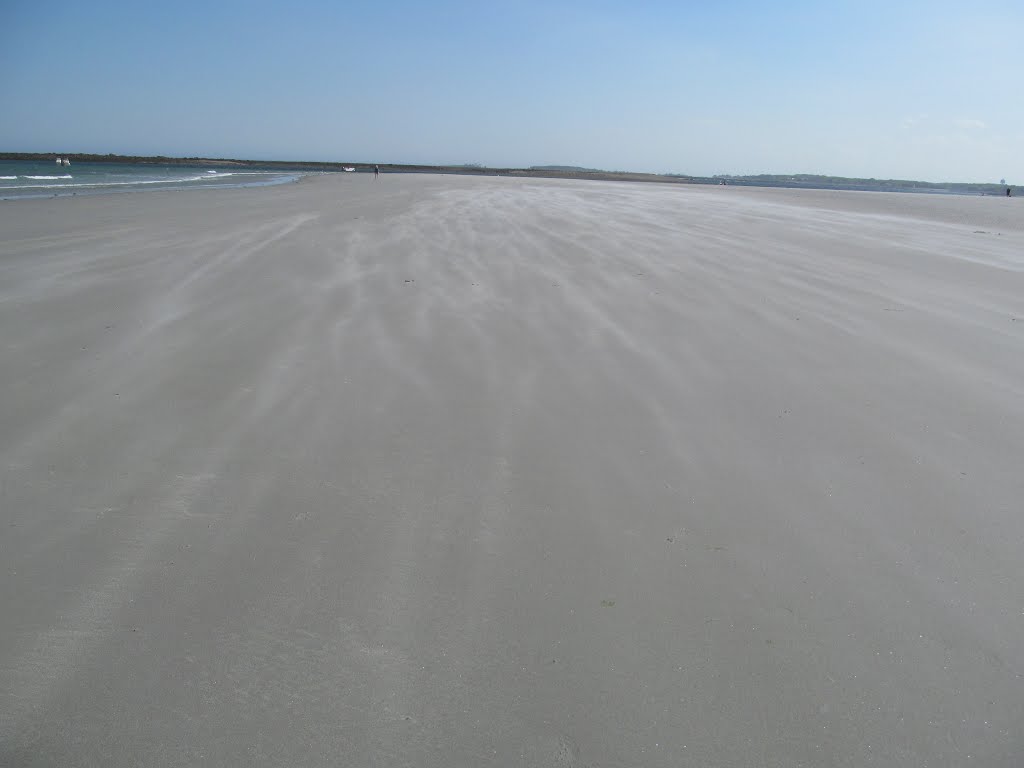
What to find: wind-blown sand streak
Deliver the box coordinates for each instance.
[1,176,1022,766]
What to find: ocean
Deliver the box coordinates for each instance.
[0,159,306,200]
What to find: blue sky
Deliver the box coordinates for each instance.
[2,0,1021,181]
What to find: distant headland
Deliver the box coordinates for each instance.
[0,153,1012,196]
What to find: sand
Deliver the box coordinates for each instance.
[1,175,1022,767]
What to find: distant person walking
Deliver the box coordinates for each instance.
[374,165,380,180]
[1007,186,1012,197]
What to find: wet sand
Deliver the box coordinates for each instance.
[1,176,1023,767]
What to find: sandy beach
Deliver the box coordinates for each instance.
[1,175,1022,767]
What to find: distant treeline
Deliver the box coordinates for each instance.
[0,152,526,175]
[529,165,606,173]
[690,173,1012,195]
[0,152,372,171]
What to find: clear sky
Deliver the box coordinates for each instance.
[2,0,1021,182]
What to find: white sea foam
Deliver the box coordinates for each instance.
[205,172,275,179]
[0,168,297,198]
[0,172,286,192]
[194,171,275,180]
[0,177,211,190]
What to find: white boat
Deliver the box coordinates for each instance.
[343,167,356,172]
[62,158,71,166]
[56,157,62,164]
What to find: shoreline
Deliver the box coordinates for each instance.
[1,152,1013,197]
[4,171,1020,233]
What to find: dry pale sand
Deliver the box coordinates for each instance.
[1,175,1023,767]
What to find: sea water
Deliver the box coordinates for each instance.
[0,159,306,200]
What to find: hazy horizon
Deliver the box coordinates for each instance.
[2,1,1021,184]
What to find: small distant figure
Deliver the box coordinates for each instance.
[374,165,380,180]
[1007,187,1012,197]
